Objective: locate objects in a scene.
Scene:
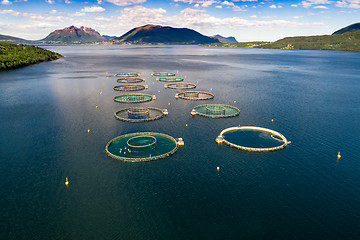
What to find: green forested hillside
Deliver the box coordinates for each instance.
[0,43,63,71]
[201,31,360,51]
[257,31,360,51]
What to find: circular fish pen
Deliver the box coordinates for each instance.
[158,77,184,82]
[113,84,146,91]
[114,107,166,122]
[176,91,214,101]
[216,126,290,152]
[192,104,240,118]
[117,77,145,83]
[114,93,153,104]
[166,82,196,90]
[115,72,140,77]
[153,72,175,77]
[105,132,179,162]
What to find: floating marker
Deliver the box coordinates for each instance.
[337,152,341,159]
[234,100,236,103]
[158,90,160,93]
[96,106,98,109]
[87,129,90,133]
[217,167,220,171]
[168,103,170,105]
[210,88,212,91]
[271,119,274,122]
[186,124,188,127]
[100,91,102,95]
[65,177,69,186]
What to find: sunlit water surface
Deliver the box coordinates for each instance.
[1,45,360,239]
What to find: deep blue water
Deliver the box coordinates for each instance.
[1,45,360,239]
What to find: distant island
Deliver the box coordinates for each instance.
[0,43,62,71]
[201,23,360,51]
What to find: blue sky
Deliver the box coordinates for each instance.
[0,0,359,41]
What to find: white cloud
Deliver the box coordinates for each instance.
[65,0,71,3]
[0,9,20,16]
[215,5,222,8]
[301,0,332,8]
[1,0,12,5]
[250,14,257,18]
[202,0,217,7]
[313,5,328,8]
[269,4,277,8]
[101,0,146,6]
[335,0,360,8]
[221,1,245,10]
[222,1,235,6]
[291,4,298,7]
[50,10,57,14]
[81,6,106,13]
[71,12,86,16]
[45,0,54,4]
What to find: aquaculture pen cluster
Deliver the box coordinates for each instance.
[105,70,291,163]
[106,72,181,162]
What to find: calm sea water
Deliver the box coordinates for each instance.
[1,45,360,240]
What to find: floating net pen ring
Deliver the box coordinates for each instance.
[191,104,240,118]
[152,72,175,77]
[105,132,179,162]
[113,84,146,91]
[176,91,214,100]
[117,77,145,83]
[216,126,290,152]
[114,107,165,122]
[157,77,184,82]
[115,72,140,77]
[165,82,196,90]
[114,93,153,104]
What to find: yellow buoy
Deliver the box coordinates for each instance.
[234,100,236,103]
[106,72,108,75]
[337,152,341,159]
[65,177,69,186]
[158,90,160,93]
[271,119,274,122]
[96,106,98,109]
[186,124,188,127]
[217,167,220,171]
[210,88,212,91]
[168,103,170,105]
[100,91,102,95]
[87,129,90,133]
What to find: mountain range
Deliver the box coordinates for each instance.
[0,23,359,51]
[41,26,106,43]
[115,24,219,44]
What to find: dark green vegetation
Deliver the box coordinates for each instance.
[332,22,360,35]
[201,22,360,51]
[0,34,27,43]
[41,26,106,43]
[257,31,360,51]
[115,24,219,44]
[0,43,62,71]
